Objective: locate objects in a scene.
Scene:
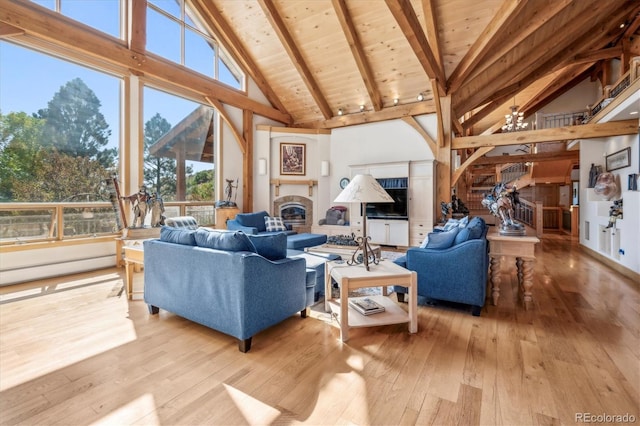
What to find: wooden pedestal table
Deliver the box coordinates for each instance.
[123,245,144,300]
[486,230,540,310]
[324,259,417,342]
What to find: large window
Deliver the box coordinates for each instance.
[30,0,122,39]
[0,42,122,240]
[147,0,244,89]
[0,42,121,203]
[143,87,216,223]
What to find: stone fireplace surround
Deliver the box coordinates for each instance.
[273,195,313,230]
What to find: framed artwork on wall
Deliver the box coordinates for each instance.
[605,147,630,172]
[280,143,305,175]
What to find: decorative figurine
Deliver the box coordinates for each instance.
[149,192,165,227]
[593,172,619,201]
[604,199,622,230]
[440,201,450,224]
[215,178,239,208]
[482,182,525,235]
[121,185,151,228]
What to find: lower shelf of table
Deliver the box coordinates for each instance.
[326,295,410,328]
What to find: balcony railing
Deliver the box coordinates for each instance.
[0,201,215,247]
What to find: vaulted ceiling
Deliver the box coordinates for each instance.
[193,0,640,133]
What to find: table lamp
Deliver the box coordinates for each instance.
[334,174,394,270]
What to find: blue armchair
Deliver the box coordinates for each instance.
[393,217,489,316]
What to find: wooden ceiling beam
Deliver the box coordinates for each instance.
[401,116,437,155]
[473,150,578,166]
[296,101,436,129]
[332,0,382,111]
[453,119,638,149]
[190,0,290,116]
[455,0,610,115]
[447,0,528,94]
[521,64,594,117]
[568,46,624,66]
[0,0,291,124]
[258,0,333,120]
[385,0,446,94]
[0,21,23,37]
[421,0,444,81]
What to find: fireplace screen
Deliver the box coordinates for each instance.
[280,203,306,226]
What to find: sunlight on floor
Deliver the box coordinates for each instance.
[224,384,282,425]
[90,393,159,425]
[0,272,138,391]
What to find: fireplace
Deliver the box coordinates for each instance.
[273,196,313,230]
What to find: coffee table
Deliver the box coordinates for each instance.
[324,259,417,342]
[306,243,381,260]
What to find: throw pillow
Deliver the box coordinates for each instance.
[264,216,287,232]
[466,216,486,239]
[164,216,198,230]
[160,226,197,246]
[419,234,430,248]
[458,215,469,227]
[453,227,471,245]
[194,229,257,252]
[247,233,287,261]
[442,218,460,231]
[425,227,459,249]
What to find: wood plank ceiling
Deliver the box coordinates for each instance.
[194,0,639,135]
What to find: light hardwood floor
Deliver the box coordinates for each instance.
[1,234,638,425]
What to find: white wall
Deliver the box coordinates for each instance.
[580,133,639,274]
[327,116,436,205]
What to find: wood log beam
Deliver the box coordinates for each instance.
[385,0,446,94]
[191,0,289,116]
[401,116,437,155]
[332,0,382,112]
[297,102,436,129]
[258,0,333,120]
[0,21,23,37]
[451,147,493,186]
[473,150,579,166]
[453,119,638,150]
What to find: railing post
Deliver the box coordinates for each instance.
[535,201,543,238]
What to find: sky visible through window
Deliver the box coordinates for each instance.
[1,2,241,154]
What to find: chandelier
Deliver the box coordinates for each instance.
[502,105,528,132]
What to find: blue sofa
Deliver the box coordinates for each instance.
[393,216,489,316]
[227,210,297,236]
[144,227,313,352]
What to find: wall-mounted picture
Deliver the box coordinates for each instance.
[605,147,631,172]
[280,143,305,175]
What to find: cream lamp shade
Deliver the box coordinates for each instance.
[333,174,394,204]
[333,174,393,270]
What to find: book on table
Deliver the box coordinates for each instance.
[349,297,385,315]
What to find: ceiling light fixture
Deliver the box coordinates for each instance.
[416,93,424,102]
[502,98,528,132]
[359,104,365,112]
[338,108,343,116]
[393,98,399,106]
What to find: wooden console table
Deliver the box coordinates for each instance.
[486,230,540,310]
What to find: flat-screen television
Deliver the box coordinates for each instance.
[362,187,408,220]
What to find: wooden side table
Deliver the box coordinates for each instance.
[123,246,144,300]
[486,230,540,310]
[324,260,417,342]
[215,207,239,229]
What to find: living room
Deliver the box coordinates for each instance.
[1,1,639,424]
